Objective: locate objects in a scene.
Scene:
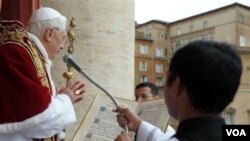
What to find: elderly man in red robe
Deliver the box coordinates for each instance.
[0,7,86,141]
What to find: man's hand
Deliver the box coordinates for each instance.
[57,80,86,103]
[115,131,131,141]
[113,107,142,132]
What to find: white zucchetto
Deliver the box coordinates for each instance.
[29,7,63,24]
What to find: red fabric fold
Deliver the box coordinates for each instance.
[0,43,51,123]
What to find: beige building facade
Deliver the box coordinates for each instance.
[135,21,169,97]
[135,3,250,124]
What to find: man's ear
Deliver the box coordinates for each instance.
[44,28,53,41]
[172,76,185,97]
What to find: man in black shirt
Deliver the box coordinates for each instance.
[114,40,242,141]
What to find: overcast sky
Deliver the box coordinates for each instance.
[135,0,250,24]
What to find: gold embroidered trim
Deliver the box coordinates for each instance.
[33,135,57,141]
[0,20,27,47]
[0,21,51,90]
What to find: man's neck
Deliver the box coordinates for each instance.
[178,106,221,122]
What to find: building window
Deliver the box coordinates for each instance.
[148,33,152,39]
[140,44,148,54]
[190,24,194,32]
[156,77,164,87]
[140,76,148,83]
[248,66,250,83]
[139,62,147,71]
[248,110,250,124]
[224,107,235,125]
[177,28,181,36]
[146,33,151,39]
[203,21,208,29]
[239,35,246,47]
[174,41,182,52]
[155,48,165,57]
[175,41,181,48]
[202,34,209,40]
[165,33,168,40]
[224,113,234,124]
[155,64,163,73]
[176,41,181,47]
[239,15,244,24]
[189,37,194,43]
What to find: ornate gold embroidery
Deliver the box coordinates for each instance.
[44,138,52,141]
[40,77,50,88]
[33,136,56,141]
[0,20,26,46]
[0,21,51,90]
[25,39,47,77]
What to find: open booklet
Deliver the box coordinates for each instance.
[72,94,171,141]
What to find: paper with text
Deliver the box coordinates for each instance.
[135,99,170,132]
[72,94,170,141]
[72,94,138,141]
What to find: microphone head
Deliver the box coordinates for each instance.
[63,53,82,72]
[63,53,72,63]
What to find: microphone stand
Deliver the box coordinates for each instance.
[73,66,129,133]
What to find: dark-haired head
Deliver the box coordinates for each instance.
[136,82,159,96]
[167,40,242,114]
[135,82,159,102]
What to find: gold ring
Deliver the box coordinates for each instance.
[74,90,81,95]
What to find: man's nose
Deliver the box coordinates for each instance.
[137,97,144,103]
[60,45,64,50]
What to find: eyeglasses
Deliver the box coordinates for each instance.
[134,94,154,101]
[53,27,68,44]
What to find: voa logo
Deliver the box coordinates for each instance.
[226,129,246,136]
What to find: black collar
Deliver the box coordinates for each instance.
[177,115,225,134]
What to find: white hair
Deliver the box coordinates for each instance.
[27,16,67,38]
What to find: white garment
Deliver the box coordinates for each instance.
[0,33,76,141]
[165,125,176,138]
[136,121,178,141]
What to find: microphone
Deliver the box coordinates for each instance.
[62,54,129,133]
[63,53,120,108]
[63,54,82,72]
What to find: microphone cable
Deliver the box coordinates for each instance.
[63,54,129,133]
